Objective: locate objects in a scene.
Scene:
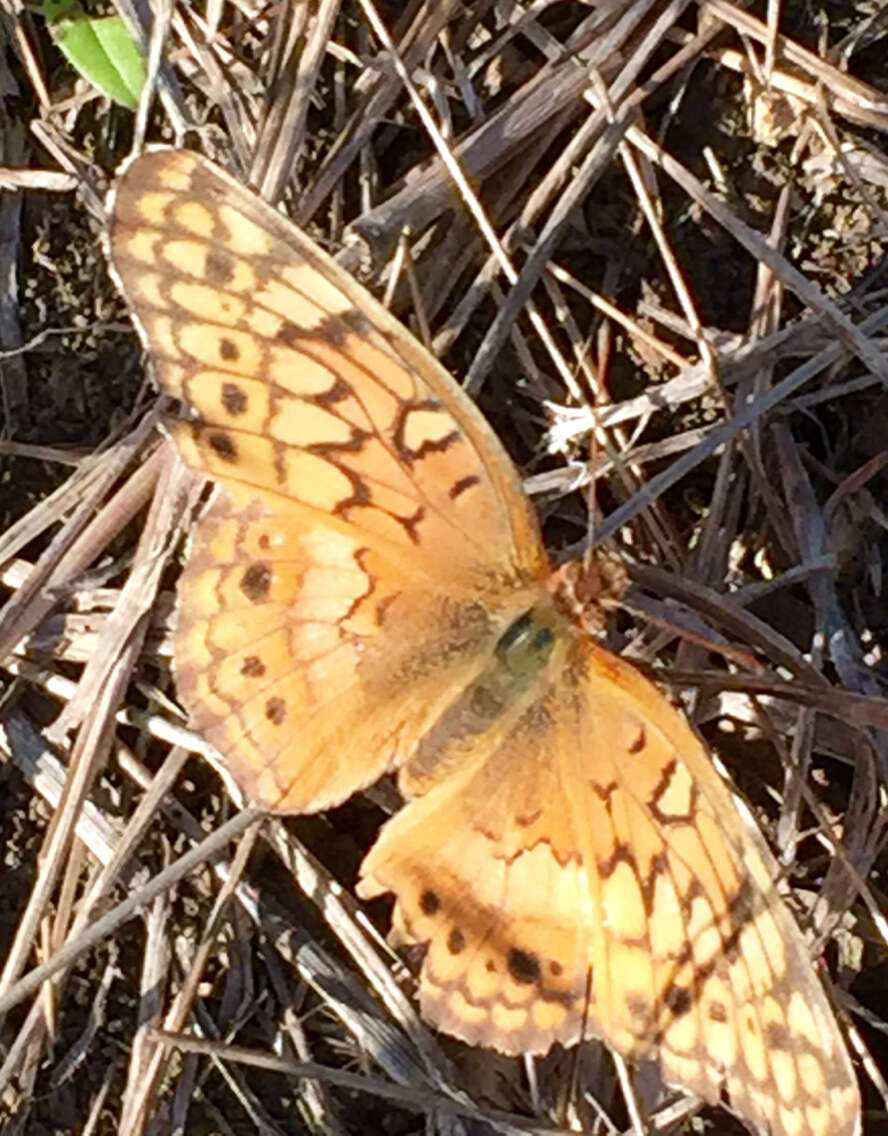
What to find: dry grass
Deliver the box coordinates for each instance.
[1,1,887,1133]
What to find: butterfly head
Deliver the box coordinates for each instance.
[548,550,628,637]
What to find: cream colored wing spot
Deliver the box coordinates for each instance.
[109,149,860,1136]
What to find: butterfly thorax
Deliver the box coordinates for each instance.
[397,596,571,794]
[392,555,628,798]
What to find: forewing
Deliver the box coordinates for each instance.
[110,150,545,572]
[359,636,860,1136]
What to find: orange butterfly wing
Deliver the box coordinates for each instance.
[110,149,860,1136]
[360,629,859,1134]
[110,148,546,810]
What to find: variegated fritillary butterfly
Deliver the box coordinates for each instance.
[109,149,860,1136]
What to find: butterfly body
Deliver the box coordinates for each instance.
[109,149,860,1136]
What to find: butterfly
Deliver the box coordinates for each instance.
[109,148,860,1136]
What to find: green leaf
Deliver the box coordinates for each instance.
[43,3,146,109]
